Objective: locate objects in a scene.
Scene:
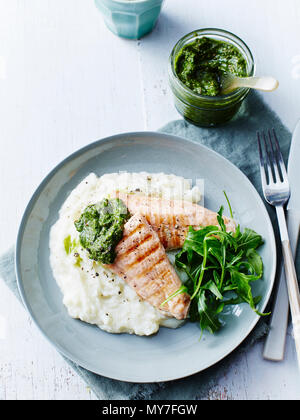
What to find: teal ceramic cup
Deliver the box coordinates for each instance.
[94,0,164,39]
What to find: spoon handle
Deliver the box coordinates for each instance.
[234,76,279,91]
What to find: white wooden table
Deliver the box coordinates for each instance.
[1,0,300,400]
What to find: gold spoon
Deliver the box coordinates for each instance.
[221,73,279,95]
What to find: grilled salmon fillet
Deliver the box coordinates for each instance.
[106,213,190,320]
[113,192,236,250]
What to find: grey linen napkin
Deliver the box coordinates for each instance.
[0,91,294,400]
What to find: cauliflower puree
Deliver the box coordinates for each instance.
[49,172,202,336]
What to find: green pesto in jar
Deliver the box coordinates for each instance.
[175,37,248,97]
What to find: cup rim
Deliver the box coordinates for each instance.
[169,28,255,102]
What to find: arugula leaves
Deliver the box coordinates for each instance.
[165,205,267,334]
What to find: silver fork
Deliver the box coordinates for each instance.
[258,129,300,369]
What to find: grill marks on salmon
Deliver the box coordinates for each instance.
[113,192,236,249]
[106,213,190,320]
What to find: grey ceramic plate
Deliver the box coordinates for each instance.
[15,132,276,383]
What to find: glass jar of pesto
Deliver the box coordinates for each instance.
[168,29,255,127]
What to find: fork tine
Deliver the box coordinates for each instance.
[262,131,274,184]
[268,129,281,182]
[257,132,268,187]
[272,128,288,180]
[257,128,290,207]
